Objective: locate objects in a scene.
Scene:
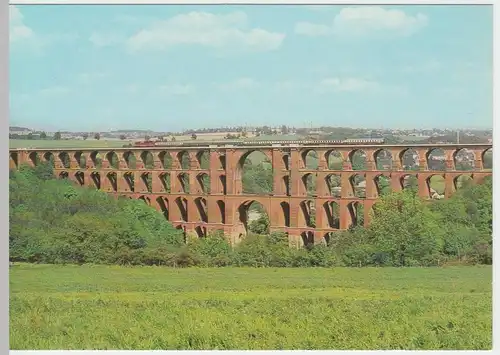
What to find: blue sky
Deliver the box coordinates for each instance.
[10,4,493,132]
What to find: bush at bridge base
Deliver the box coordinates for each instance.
[9,163,492,267]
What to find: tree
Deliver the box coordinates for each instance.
[145,135,151,141]
[119,134,126,140]
[94,133,101,140]
[53,132,62,140]
[191,133,197,140]
[82,133,89,140]
[281,125,289,135]
[40,132,47,139]
[27,133,34,140]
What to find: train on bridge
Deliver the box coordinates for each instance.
[133,138,386,148]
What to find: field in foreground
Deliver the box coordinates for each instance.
[10,264,492,350]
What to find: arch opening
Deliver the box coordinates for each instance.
[196,173,210,194]
[195,226,207,238]
[140,151,154,169]
[107,172,118,192]
[400,174,418,191]
[454,148,474,171]
[178,172,190,194]
[158,151,173,169]
[216,200,226,224]
[138,195,151,205]
[74,151,87,169]
[90,172,100,189]
[374,149,393,170]
[59,171,69,179]
[302,149,319,170]
[123,151,137,169]
[219,175,227,195]
[280,201,290,227]
[43,152,54,167]
[301,231,314,248]
[159,173,171,193]
[327,150,343,170]
[374,174,391,196]
[350,173,366,198]
[197,150,210,170]
[427,174,445,199]
[324,201,340,229]
[106,151,119,169]
[194,197,208,223]
[156,197,169,220]
[454,174,473,191]
[239,150,273,194]
[299,200,316,228]
[90,151,102,169]
[302,173,316,197]
[123,172,135,192]
[399,149,419,171]
[10,152,19,169]
[177,151,190,170]
[326,173,341,197]
[347,201,363,228]
[349,149,366,171]
[483,148,492,170]
[141,172,152,193]
[175,197,188,222]
[426,148,446,171]
[238,201,270,235]
[282,154,290,170]
[75,171,85,186]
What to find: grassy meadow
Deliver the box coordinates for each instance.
[10,264,492,350]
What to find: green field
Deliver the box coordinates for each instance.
[10,264,492,350]
[9,139,133,149]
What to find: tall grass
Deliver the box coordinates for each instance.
[10,264,492,350]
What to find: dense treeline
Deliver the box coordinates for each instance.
[10,163,492,267]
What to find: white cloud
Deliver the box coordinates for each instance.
[89,32,124,47]
[216,78,260,90]
[10,6,34,43]
[295,6,428,38]
[39,86,71,97]
[317,77,380,93]
[157,84,194,95]
[124,11,285,52]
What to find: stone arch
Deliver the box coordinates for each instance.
[195,226,207,238]
[300,231,314,247]
[90,151,102,169]
[326,149,343,170]
[301,173,316,196]
[75,171,85,186]
[237,150,273,195]
[374,148,393,170]
[106,172,118,192]
[323,201,340,229]
[426,148,446,171]
[90,172,100,189]
[196,150,210,170]
[454,174,473,191]
[156,196,169,220]
[325,173,341,197]
[138,195,151,206]
[42,152,54,167]
[196,172,210,194]
[177,172,190,193]
[282,153,290,170]
[123,172,135,192]
[9,152,19,169]
[374,174,391,196]
[74,151,87,169]
[177,151,190,170]
[399,148,419,171]
[28,151,40,166]
[426,174,445,199]
[482,148,492,170]
[58,152,71,169]
[159,173,171,193]
[299,199,316,228]
[175,197,188,222]
[347,201,363,228]
[301,149,319,170]
[453,148,474,171]
[237,200,270,235]
[140,150,154,169]
[59,171,69,179]
[106,151,119,169]
[216,200,226,224]
[141,172,152,193]
[349,149,366,171]
[280,201,290,227]
[194,197,208,223]
[157,151,173,169]
[123,151,137,169]
[350,173,366,198]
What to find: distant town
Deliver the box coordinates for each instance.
[9,125,493,145]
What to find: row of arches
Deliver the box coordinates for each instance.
[10,146,492,173]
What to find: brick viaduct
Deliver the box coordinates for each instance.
[9,142,492,246]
